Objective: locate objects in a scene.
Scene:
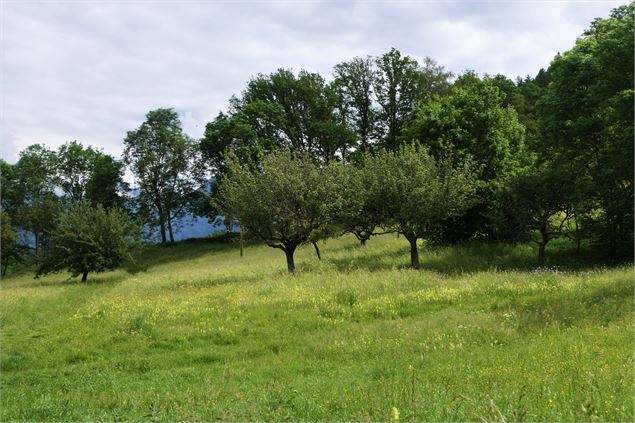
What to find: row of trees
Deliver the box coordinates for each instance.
[207,4,633,266]
[216,145,475,271]
[1,4,632,277]
[0,142,138,279]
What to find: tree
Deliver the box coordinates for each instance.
[539,3,634,258]
[332,56,379,154]
[12,145,59,256]
[215,149,339,272]
[203,69,355,168]
[335,163,384,246]
[36,203,140,282]
[375,48,451,150]
[200,111,272,180]
[1,209,27,276]
[124,108,204,243]
[362,144,476,269]
[85,154,128,209]
[0,160,23,220]
[56,141,98,202]
[404,72,526,241]
[498,167,574,265]
[56,141,128,208]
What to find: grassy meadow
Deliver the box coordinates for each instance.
[1,234,633,421]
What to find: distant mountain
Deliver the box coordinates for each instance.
[128,186,227,243]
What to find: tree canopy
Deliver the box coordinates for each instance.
[215,149,340,272]
[36,203,140,282]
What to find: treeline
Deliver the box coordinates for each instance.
[1,4,632,277]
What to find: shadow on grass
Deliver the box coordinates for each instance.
[325,238,630,275]
[503,276,634,331]
[124,235,244,274]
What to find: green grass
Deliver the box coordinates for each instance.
[1,234,633,421]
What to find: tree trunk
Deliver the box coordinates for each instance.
[608,217,617,260]
[285,247,296,273]
[240,231,244,258]
[575,218,581,255]
[312,241,321,260]
[81,271,88,282]
[34,232,39,258]
[538,242,546,266]
[360,238,366,247]
[167,213,175,243]
[406,235,420,269]
[156,201,167,243]
[538,222,549,266]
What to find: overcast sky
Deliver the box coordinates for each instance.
[1,0,625,163]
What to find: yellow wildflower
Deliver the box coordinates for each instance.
[390,406,399,422]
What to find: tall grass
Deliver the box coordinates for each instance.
[1,234,632,421]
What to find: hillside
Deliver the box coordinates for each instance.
[1,235,633,421]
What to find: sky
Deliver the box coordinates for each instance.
[1,0,626,163]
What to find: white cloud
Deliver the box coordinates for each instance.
[1,0,625,162]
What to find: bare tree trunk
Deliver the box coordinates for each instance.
[34,232,39,258]
[167,213,175,243]
[285,247,296,273]
[312,241,321,260]
[405,234,419,269]
[575,218,581,255]
[360,238,366,247]
[538,242,546,266]
[239,229,244,257]
[157,204,167,244]
[81,271,88,282]
[538,222,549,266]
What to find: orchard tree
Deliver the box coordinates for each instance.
[215,149,339,272]
[36,203,140,282]
[363,144,476,269]
[499,167,574,265]
[124,108,204,243]
[404,72,526,241]
[335,163,383,246]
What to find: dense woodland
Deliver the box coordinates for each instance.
[1,4,633,278]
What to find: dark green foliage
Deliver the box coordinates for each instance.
[539,3,634,258]
[10,145,59,256]
[332,56,378,154]
[36,203,140,282]
[85,154,129,209]
[124,108,205,243]
[1,209,27,276]
[404,73,525,242]
[56,141,98,202]
[335,163,384,246]
[498,167,575,265]
[407,72,526,184]
[375,49,452,151]
[56,141,128,208]
[203,69,354,168]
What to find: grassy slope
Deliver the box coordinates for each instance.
[1,235,633,421]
